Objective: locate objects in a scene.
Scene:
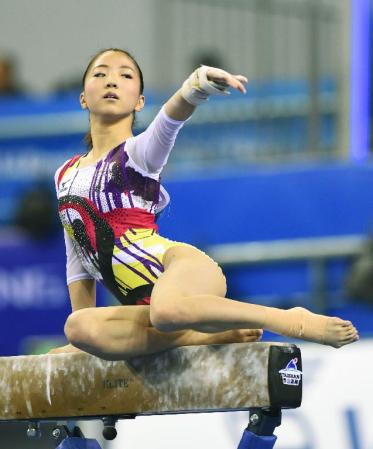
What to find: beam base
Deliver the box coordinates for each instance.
[54,408,282,449]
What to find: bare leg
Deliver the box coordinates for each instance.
[63,305,263,360]
[150,246,359,348]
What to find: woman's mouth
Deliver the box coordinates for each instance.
[103,92,119,100]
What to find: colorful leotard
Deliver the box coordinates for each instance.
[55,107,191,305]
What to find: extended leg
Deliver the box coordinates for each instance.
[63,304,262,360]
[150,246,359,348]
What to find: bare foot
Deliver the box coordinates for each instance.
[270,307,359,348]
[323,316,359,348]
[210,329,263,345]
[48,344,83,355]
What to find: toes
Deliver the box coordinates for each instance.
[228,329,263,343]
[335,319,357,335]
[344,328,357,336]
[324,316,359,348]
[341,319,352,325]
[245,336,262,342]
[333,318,350,326]
[340,334,359,345]
[243,329,263,337]
[241,329,263,342]
[331,317,353,327]
[339,331,357,342]
[342,334,360,342]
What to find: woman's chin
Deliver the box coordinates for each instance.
[92,110,131,124]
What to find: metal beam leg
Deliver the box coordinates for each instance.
[237,408,282,449]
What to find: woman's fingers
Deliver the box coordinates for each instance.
[206,68,248,94]
[181,66,248,105]
[232,75,247,93]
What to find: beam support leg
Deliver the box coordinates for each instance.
[237,408,282,449]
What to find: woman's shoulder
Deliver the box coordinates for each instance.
[54,154,82,189]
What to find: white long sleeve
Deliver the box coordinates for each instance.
[63,229,94,285]
[126,106,186,174]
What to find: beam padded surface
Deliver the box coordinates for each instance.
[0,342,297,421]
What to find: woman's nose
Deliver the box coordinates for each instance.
[106,80,118,88]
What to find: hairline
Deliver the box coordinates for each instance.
[84,51,141,87]
[92,64,136,71]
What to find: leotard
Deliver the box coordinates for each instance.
[55,106,191,305]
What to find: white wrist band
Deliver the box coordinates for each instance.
[180,65,230,106]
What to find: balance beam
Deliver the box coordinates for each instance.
[0,342,302,422]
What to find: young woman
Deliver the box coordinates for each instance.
[52,48,358,359]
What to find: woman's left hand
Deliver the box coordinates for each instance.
[205,66,248,94]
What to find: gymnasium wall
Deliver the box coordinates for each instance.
[160,163,373,245]
[0,0,342,93]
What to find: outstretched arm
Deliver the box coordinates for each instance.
[128,66,248,174]
[164,65,248,121]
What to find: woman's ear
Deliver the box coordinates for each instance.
[135,94,145,112]
[80,92,88,109]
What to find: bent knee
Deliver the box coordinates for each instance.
[150,290,191,332]
[64,309,101,349]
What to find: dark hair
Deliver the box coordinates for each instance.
[82,48,144,150]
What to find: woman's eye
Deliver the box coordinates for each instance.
[122,74,133,79]
[93,72,105,77]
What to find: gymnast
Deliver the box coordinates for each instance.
[52,48,359,360]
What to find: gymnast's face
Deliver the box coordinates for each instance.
[80,51,145,121]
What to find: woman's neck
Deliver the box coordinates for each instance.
[88,115,133,160]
